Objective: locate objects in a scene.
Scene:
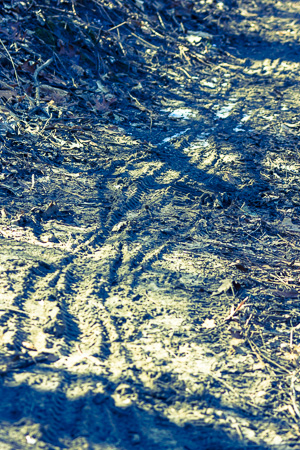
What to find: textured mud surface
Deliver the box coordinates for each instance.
[1,0,300,449]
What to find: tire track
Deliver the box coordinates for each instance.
[104,168,169,231]
[0,247,92,447]
[0,122,256,448]
[35,263,86,446]
[100,127,233,239]
[0,257,61,355]
[39,243,131,447]
[0,120,229,448]
[0,82,265,448]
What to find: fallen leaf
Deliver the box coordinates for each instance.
[280,217,300,233]
[43,353,59,362]
[90,96,113,113]
[202,318,216,329]
[1,208,8,218]
[58,40,78,58]
[19,60,38,74]
[42,201,59,219]
[283,351,300,362]
[40,85,69,104]
[112,221,127,232]
[71,64,85,76]
[31,330,48,353]
[211,278,233,296]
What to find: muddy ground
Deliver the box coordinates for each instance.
[1,0,300,448]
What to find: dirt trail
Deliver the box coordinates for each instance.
[2,0,300,449]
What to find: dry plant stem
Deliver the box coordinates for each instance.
[278,235,300,251]
[71,0,77,15]
[0,307,28,316]
[290,373,300,419]
[150,27,165,38]
[249,338,290,373]
[244,313,252,329]
[259,328,267,351]
[117,29,125,55]
[177,66,192,78]
[209,374,259,409]
[157,12,165,29]
[224,297,249,321]
[34,57,53,106]
[131,32,159,49]
[94,1,114,24]
[108,21,127,32]
[246,338,268,371]
[0,39,21,88]
[128,93,153,128]
[38,113,53,136]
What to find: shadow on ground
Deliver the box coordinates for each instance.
[0,367,274,450]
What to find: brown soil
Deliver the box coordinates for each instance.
[1,0,300,449]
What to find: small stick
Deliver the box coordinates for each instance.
[249,339,290,373]
[224,296,249,321]
[33,57,53,106]
[157,12,165,29]
[0,307,28,316]
[131,33,159,49]
[245,313,252,329]
[38,112,53,135]
[177,66,192,78]
[108,21,127,32]
[117,29,125,56]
